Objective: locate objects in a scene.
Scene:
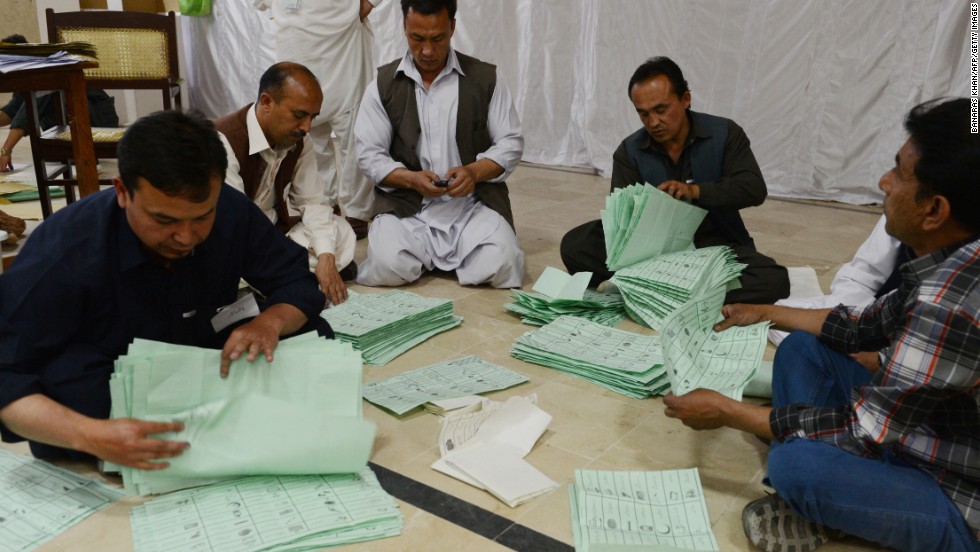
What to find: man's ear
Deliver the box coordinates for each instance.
[258,91,275,112]
[113,176,130,209]
[920,193,951,233]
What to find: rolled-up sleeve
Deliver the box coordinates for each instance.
[476,74,523,182]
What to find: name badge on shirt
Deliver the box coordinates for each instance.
[211,293,261,333]
[280,0,300,11]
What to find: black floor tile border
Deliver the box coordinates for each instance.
[369,462,573,552]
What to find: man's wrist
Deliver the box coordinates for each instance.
[0,147,10,157]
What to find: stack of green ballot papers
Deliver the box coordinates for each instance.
[602,183,707,270]
[612,246,745,331]
[108,333,374,496]
[506,288,626,326]
[570,468,718,551]
[510,316,668,399]
[362,355,528,415]
[0,449,121,551]
[321,290,462,365]
[130,467,402,552]
[505,265,625,326]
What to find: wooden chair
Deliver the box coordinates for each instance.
[25,9,181,217]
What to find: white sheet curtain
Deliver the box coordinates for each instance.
[181,0,971,205]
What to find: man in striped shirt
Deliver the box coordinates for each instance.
[663,98,978,552]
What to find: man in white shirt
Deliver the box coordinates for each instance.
[215,62,356,305]
[253,0,381,239]
[353,0,525,288]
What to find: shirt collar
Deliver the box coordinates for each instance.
[900,234,980,285]
[246,103,284,157]
[638,110,711,153]
[396,48,464,87]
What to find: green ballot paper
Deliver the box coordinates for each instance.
[108,334,374,496]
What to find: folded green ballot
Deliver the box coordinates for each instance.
[108,334,374,496]
[602,183,707,270]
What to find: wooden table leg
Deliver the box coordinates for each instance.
[65,70,99,197]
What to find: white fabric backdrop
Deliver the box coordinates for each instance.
[180,0,971,205]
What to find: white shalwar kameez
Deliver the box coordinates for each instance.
[253,0,380,221]
[353,50,525,288]
[769,215,901,345]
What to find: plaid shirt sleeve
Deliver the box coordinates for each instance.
[770,242,980,461]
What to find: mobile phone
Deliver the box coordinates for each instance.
[433,179,450,187]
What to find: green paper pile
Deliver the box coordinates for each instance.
[130,467,402,551]
[506,288,626,326]
[611,246,745,331]
[511,316,668,399]
[321,290,462,365]
[108,333,373,496]
[602,183,707,270]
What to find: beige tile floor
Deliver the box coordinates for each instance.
[0,142,888,550]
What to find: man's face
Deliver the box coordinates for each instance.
[115,175,221,264]
[879,139,927,245]
[630,75,691,147]
[404,7,455,77]
[257,76,322,149]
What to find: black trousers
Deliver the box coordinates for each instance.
[559,219,790,305]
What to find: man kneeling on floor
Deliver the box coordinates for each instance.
[664,98,979,552]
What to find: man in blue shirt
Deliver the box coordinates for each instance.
[0,110,330,471]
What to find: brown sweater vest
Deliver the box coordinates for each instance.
[214,104,303,233]
[376,51,515,229]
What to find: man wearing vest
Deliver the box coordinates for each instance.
[353,0,525,288]
[560,56,790,305]
[215,62,357,306]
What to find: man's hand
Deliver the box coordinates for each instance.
[444,165,478,197]
[850,351,881,372]
[713,303,769,332]
[664,389,775,439]
[220,312,283,377]
[0,153,12,172]
[359,0,374,20]
[658,180,700,201]
[663,390,732,430]
[405,169,448,198]
[316,252,348,306]
[80,418,188,470]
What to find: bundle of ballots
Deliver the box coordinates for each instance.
[321,290,462,365]
[108,333,374,496]
[510,316,668,399]
[611,245,745,331]
[570,468,719,551]
[130,467,402,552]
[505,267,625,326]
[602,183,707,270]
[506,288,626,326]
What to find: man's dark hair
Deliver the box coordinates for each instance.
[2,34,28,44]
[904,98,980,233]
[628,56,690,101]
[256,61,318,103]
[117,110,227,202]
[401,0,456,19]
